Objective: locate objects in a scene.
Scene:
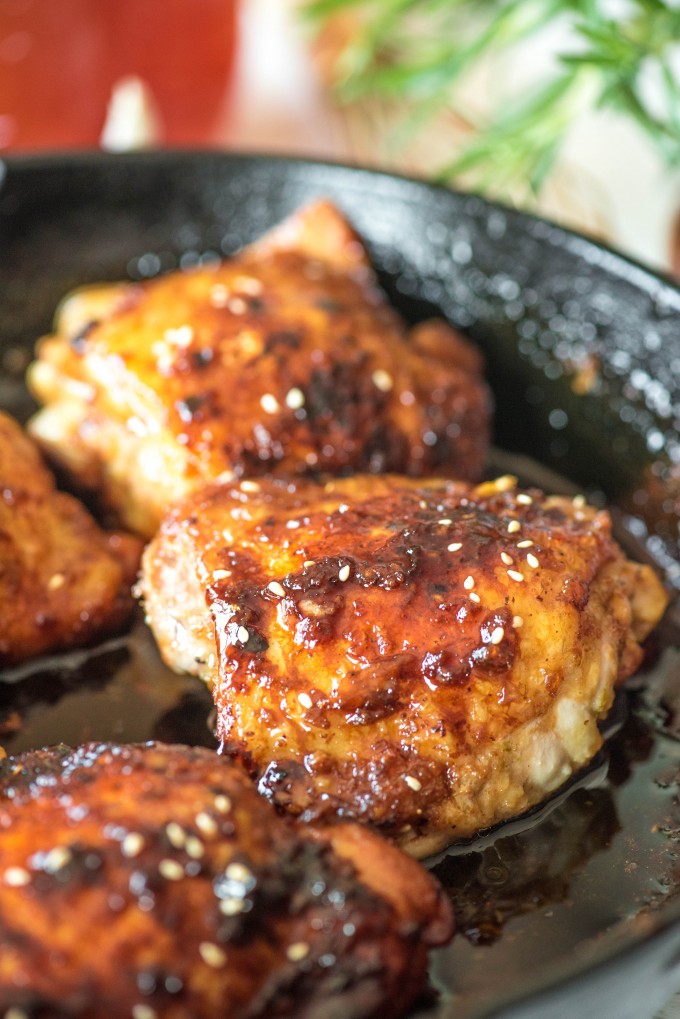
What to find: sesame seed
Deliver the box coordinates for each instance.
[220,897,246,916]
[298,692,313,710]
[447,542,462,552]
[214,795,232,814]
[507,569,524,582]
[260,393,280,415]
[3,867,30,887]
[285,387,305,410]
[237,626,250,644]
[4,1009,30,1019]
[303,560,315,568]
[212,569,231,581]
[44,846,72,873]
[185,836,205,860]
[572,494,586,508]
[338,564,351,582]
[121,833,145,858]
[469,592,481,603]
[287,942,310,962]
[240,480,260,493]
[517,540,534,548]
[267,581,286,598]
[228,296,247,315]
[372,369,394,392]
[159,859,184,881]
[405,775,422,792]
[225,862,253,884]
[500,552,513,566]
[513,615,524,628]
[199,942,227,968]
[526,553,540,569]
[165,325,193,347]
[235,275,263,296]
[516,493,533,505]
[463,575,475,590]
[165,823,186,850]
[286,519,300,529]
[48,572,65,590]
[438,518,452,526]
[508,520,521,533]
[195,812,218,837]
[490,626,505,644]
[132,1006,157,1019]
[210,284,230,306]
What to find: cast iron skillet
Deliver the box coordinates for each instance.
[0,151,679,1019]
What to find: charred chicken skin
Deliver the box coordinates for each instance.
[140,473,668,858]
[27,200,491,537]
[0,741,452,1018]
[0,412,141,667]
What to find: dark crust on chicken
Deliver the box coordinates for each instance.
[27,200,491,536]
[140,473,668,858]
[0,741,452,1018]
[0,412,141,667]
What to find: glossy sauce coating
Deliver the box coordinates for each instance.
[27,201,491,536]
[0,411,141,666]
[0,741,452,1018]
[141,473,668,857]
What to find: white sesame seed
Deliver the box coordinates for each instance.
[490,626,505,644]
[447,542,462,552]
[3,867,30,887]
[185,836,205,859]
[469,592,481,603]
[121,833,145,858]
[165,325,193,347]
[287,942,310,962]
[165,823,186,849]
[372,368,394,392]
[508,520,521,533]
[240,480,260,493]
[260,393,280,415]
[48,572,65,590]
[513,615,524,628]
[214,795,232,814]
[405,775,422,792]
[338,564,351,582]
[267,581,286,598]
[285,387,305,410]
[516,493,533,505]
[212,569,231,581]
[438,518,452,526]
[517,540,534,548]
[235,275,263,296]
[228,296,248,315]
[220,897,246,916]
[572,494,586,508]
[237,626,250,644]
[507,569,525,582]
[298,692,313,710]
[159,859,184,881]
[526,553,540,569]
[286,519,300,530]
[225,862,253,883]
[210,283,230,306]
[132,1005,157,1019]
[44,846,72,873]
[303,560,315,568]
[500,552,513,566]
[199,942,227,968]
[463,575,475,590]
[195,812,218,838]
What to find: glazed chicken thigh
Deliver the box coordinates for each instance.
[27,200,491,537]
[0,741,452,1018]
[140,472,668,858]
[0,412,140,667]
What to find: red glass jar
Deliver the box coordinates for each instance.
[0,0,239,151]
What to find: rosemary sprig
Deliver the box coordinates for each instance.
[304,0,680,200]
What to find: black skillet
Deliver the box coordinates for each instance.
[0,151,678,1019]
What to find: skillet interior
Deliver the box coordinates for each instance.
[0,151,678,1019]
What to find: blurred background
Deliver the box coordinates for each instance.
[0,0,678,270]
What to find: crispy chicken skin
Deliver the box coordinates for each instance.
[26,200,491,537]
[0,741,452,1018]
[140,473,668,858]
[0,412,141,667]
